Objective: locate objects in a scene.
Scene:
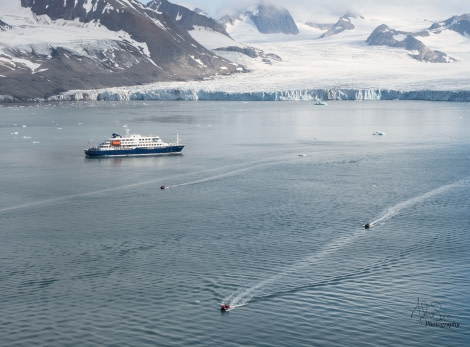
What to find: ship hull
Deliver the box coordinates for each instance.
[84,145,184,158]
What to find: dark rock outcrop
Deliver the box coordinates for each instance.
[320,12,363,38]
[0,19,12,31]
[214,46,282,64]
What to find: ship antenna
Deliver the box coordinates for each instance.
[124,124,130,137]
[176,133,179,145]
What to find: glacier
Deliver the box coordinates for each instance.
[48,87,470,102]
[45,13,470,103]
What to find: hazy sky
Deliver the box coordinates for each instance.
[139,0,467,22]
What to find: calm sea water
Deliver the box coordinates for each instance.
[0,101,469,346]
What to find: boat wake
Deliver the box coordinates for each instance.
[220,303,246,312]
[221,178,470,310]
[0,155,298,214]
[368,178,469,227]
[222,228,364,309]
[168,155,300,189]
[0,179,164,214]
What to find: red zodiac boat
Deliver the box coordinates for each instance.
[220,303,231,311]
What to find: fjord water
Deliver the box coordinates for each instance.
[1,101,469,346]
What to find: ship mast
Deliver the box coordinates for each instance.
[123,124,130,137]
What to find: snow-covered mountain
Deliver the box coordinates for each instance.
[55,9,470,102]
[366,24,456,63]
[1,1,470,102]
[144,0,283,67]
[146,0,229,37]
[429,14,470,35]
[0,0,243,101]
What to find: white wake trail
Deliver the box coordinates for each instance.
[370,178,469,227]
[1,156,298,214]
[224,229,364,308]
[223,178,470,309]
[169,155,299,189]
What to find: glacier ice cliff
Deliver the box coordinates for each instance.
[49,87,470,102]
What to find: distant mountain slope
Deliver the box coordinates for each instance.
[366,24,456,63]
[429,14,470,35]
[0,0,242,101]
[220,4,298,35]
[248,4,299,34]
[146,0,230,36]
[320,12,363,38]
[308,11,458,63]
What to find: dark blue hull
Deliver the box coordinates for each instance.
[84,145,184,158]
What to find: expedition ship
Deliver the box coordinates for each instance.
[84,127,184,158]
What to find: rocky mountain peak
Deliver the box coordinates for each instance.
[320,12,364,38]
[429,13,470,35]
[366,24,456,63]
[247,4,299,35]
